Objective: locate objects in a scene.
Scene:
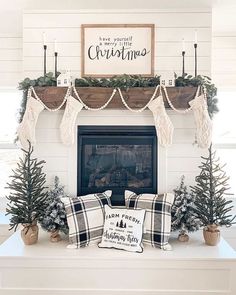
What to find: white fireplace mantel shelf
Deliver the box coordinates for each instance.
[0,230,236,295]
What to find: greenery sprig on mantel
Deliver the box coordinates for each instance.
[75,74,161,89]
[175,73,218,118]
[18,73,218,123]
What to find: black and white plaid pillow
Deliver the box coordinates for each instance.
[61,191,112,248]
[125,190,174,249]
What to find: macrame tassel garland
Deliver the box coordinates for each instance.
[189,89,212,148]
[148,95,174,147]
[17,96,44,149]
[60,95,83,145]
[20,85,212,149]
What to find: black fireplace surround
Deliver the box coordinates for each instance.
[77,126,157,205]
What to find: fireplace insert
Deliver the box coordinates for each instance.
[77,126,157,205]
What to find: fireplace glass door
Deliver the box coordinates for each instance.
[77,126,157,205]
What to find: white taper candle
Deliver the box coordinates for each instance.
[182,38,185,52]
[54,39,57,53]
[43,32,46,46]
[194,30,198,44]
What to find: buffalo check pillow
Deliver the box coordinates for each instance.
[125,190,174,249]
[61,190,112,248]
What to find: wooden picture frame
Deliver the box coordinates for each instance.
[81,24,155,77]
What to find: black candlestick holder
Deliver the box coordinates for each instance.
[54,52,58,78]
[194,43,197,77]
[182,51,185,78]
[43,45,47,77]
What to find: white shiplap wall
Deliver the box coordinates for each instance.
[0,34,22,88]
[212,5,236,90]
[23,9,211,194]
[212,36,236,89]
[23,9,211,78]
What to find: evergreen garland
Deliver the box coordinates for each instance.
[175,73,218,118]
[171,176,200,235]
[5,142,48,231]
[18,72,57,124]
[18,72,218,124]
[75,74,161,89]
[38,176,69,234]
[191,145,236,227]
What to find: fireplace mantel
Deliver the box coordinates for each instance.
[33,86,197,110]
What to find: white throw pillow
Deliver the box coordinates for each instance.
[98,205,145,253]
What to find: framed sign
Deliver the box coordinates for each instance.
[81,24,155,77]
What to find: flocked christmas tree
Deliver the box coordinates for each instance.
[191,145,235,231]
[6,142,47,244]
[39,176,69,242]
[171,175,200,241]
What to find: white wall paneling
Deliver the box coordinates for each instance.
[212,5,236,89]
[23,27,211,43]
[0,36,22,87]
[22,56,210,74]
[212,35,236,88]
[167,144,208,158]
[0,61,22,72]
[24,9,211,195]
[21,1,215,10]
[0,73,22,88]
[23,36,211,60]
[23,10,211,78]
[23,10,211,28]
[0,36,22,49]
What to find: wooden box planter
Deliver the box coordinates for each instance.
[34,86,198,110]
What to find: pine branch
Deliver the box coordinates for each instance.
[38,176,69,234]
[5,142,48,230]
[171,175,200,233]
[191,145,235,227]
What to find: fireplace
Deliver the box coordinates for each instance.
[77,126,157,205]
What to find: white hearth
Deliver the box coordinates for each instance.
[0,230,236,294]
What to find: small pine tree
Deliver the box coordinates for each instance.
[171,176,200,236]
[39,176,69,234]
[6,142,48,230]
[191,145,235,227]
